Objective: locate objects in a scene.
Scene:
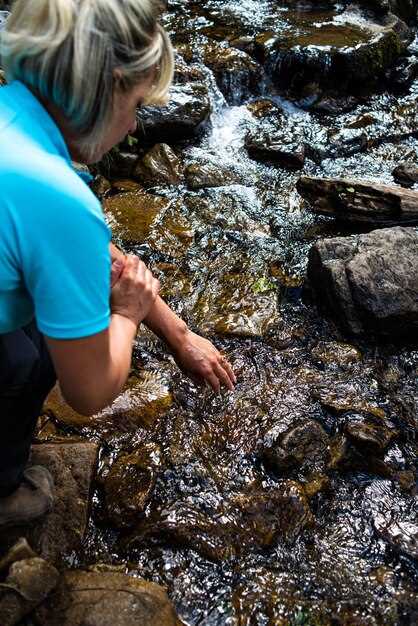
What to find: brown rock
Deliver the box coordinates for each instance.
[34,570,182,626]
[392,162,418,187]
[263,420,330,473]
[104,443,161,529]
[133,143,183,187]
[311,341,362,366]
[0,443,98,564]
[0,557,59,626]
[297,176,418,225]
[185,162,241,190]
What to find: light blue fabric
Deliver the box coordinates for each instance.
[0,80,111,338]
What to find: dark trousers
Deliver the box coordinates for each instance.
[0,321,56,497]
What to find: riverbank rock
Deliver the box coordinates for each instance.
[0,443,98,565]
[0,557,59,626]
[297,176,418,225]
[307,227,418,339]
[135,83,211,143]
[34,570,182,626]
[185,162,241,189]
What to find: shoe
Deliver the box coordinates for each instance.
[0,465,54,529]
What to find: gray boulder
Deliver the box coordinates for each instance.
[307,227,418,339]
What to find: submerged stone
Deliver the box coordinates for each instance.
[185,162,241,189]
[104,443,161,529]
[104,190,169,244]
[263,420,330,474]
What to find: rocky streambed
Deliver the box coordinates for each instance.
[1,1,417,625]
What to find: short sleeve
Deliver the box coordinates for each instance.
[13,169,111,339]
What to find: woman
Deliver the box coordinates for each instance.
[0,0,236,528]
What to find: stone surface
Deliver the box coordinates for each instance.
[307,227,418,339]
[0,557,59,626]
[311,342,362,366]
[135,83,211,143]
[297,176,418,225]
[42,385,95,428]
[343,412,398,455]
[133,143,183,187]
[0,538,37,573]
[245,129,306,170]
[0,444,98,564]
[34,570,182,626]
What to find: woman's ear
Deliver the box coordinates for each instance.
[113,68,123,85]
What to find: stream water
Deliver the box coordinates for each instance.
[43,2,418,625]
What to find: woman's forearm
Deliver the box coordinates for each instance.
[143,295,188,349]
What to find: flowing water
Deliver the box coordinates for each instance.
[44,2,418,624]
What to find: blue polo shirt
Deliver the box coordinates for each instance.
[0,80,111,338]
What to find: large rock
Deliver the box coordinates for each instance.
[266,6,412,98]
[297,176,418,225]
[307,227,418,339]
[34,570,182,626]
[0,444,98,564]
[0,557,59,626]
[135,83,211,143]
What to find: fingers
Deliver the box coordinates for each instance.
[219,355,237,386]
[214,360,235,391]
[110,259,125,287]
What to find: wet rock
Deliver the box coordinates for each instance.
[311,342,362,367]
[343,411,398,455]
[97,373,173,431]
[297,176,418,225]
[268,9,412,99]
[0,557,59,626]
[231,482,315,545]
[314,388,386,419]
[127,482,313,562]
[0,443,98,564]
[103,443,161,529]
[263,420,330,473]
[386,54,418,91]
[307,227,418,339]
[133,143,183,187]
[392,162,418,187]
[328,434,389,476]
[184,192,267,233]
[245,128,306,170]
[34,570,181,626]
[185,162,241,189]
[104,190,170,244]
[193,271,279,338]
[201,41,262,105]
[135,83,211,143]
[387,0,418,23]
[247,99,283,119]
[111,178,144,193]
[309,94,360,115]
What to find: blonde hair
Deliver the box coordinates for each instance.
[0,0,174,160]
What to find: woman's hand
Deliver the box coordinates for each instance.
[172,330,237,392]
[111,254,160,326]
